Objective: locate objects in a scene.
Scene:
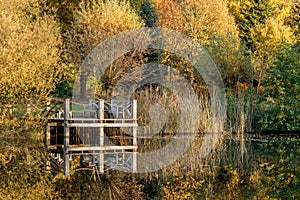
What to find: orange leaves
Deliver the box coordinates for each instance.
[153,0,183,30]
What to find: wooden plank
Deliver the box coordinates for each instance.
[64,99,70,176]
[132,152,137,173]
[67,123,138,128]
[68,151,135,155]
[99,100,105,173]
[132,100,137,121]
[99,99,104,120]
[132,100,138,173]
[68,118,100,121]
[133,126,137,146]
[99,152,104,173]
[102,119,135,122]
[67,146,138,151]
[67,118,135,121]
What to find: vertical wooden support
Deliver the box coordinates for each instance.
[132,99,137,173]
[45,100,51,153]
[46,100,51,112]
[132,100,137,146]
[26,100,31,115]
[132,151,137,173]
[64,99,70,176]
[45,122,51,171]
[45,123,51,147]
[99,99,105,173]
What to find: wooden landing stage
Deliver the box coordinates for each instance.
[48,99,138,175]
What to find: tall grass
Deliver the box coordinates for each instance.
[126,83,259,199]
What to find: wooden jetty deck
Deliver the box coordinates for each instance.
[47,99,138,175]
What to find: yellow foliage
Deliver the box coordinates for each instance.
[250,17,297,78]
[67,0,144,64]
[66,0,145,99]
[0,119,59,199]
[162,169,205,200]
[0,0,63,105]
[181,0,240,45]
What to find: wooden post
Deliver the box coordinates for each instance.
[46,100,51,156]
[26,100,31,115]
[64,99,70,175]
[46,100,51,113]
[132,99,137,173]
[99,99,105,173]
[132,100,137,146]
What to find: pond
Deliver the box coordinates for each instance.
[52,133,300,199]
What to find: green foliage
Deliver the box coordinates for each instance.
[52,61,76,98]
[159,136,300,199]
[251,137,300,199]
[139,0,158,27]
[228,0,291,50]
[255,48,300,131]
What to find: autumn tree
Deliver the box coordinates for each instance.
[153,0,183,30]
[66,0,144,99]
[44,0,79,33]
[227,0,293,50]
[228,0,297,93]
[0,0,63,107]
[0,1,65,198]
[250,17,296,92]
[158,0,249,88]
[286,0,300,40]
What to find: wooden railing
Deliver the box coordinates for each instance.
[62,99,137,175]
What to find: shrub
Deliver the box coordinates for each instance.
[255,48,300,131]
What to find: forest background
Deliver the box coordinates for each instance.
[0,0,299,199]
